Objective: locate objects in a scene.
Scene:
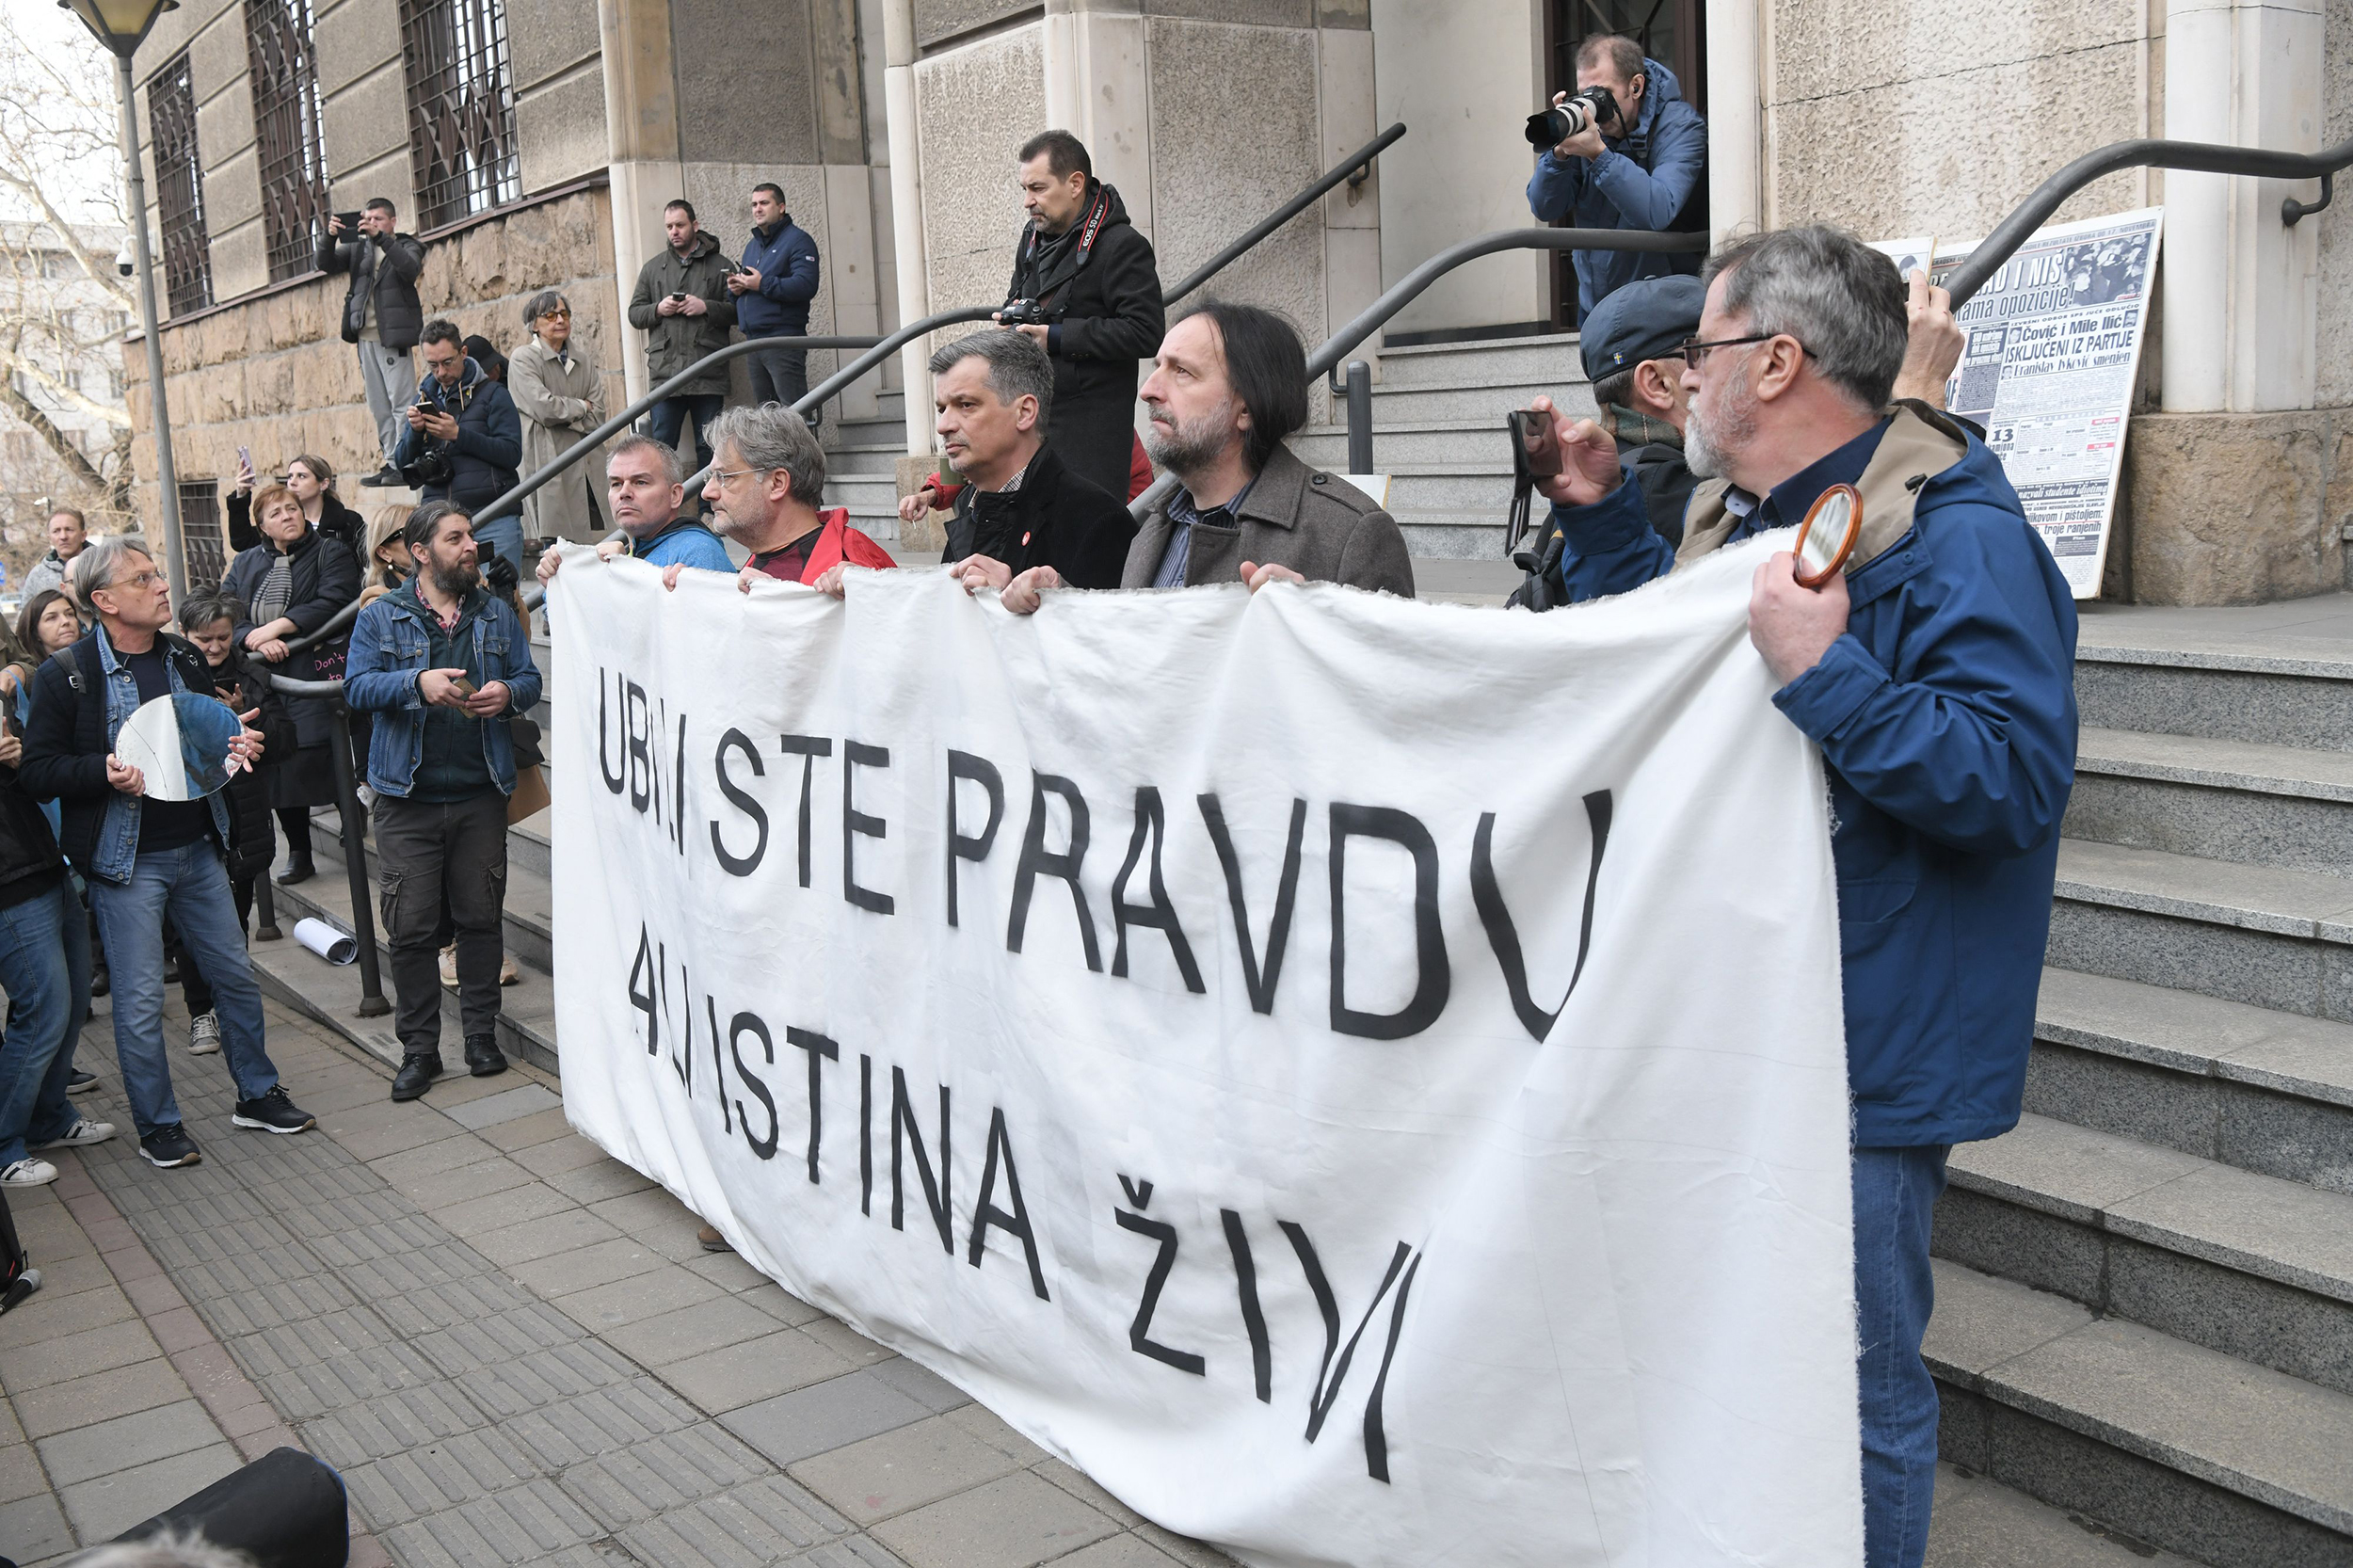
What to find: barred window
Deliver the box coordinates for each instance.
[179,479,229,589]
[246,0,331,282]
[148,51,213,315]
[397,0,520,232]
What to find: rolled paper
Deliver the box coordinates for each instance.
[292,917,358,966]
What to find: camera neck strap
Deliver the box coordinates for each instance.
[1019,181,1114,306]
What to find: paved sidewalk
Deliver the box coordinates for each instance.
[4,997,1228,1568]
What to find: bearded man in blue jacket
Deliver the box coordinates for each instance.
[1529,224,2078,1568]
[1527,34,1706,320]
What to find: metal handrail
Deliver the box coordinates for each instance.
[1945,133,2353,306]
[263,671,387,1017]
[1164,122,1406,305]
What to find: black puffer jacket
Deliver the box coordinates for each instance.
[1005,181,1164,503]
[200,652,294,882]
[227,492,366,569]
[224,529,361,749]
[318,231,426,350]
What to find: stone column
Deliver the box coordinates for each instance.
[2161,0,2326,412]
[1705,0,1763,244]
[1043,0,1154,240]
[1318,2,1384,376]
[883,0,932,454]
[600,0,685,408]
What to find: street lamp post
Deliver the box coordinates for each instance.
[58,0,186,607]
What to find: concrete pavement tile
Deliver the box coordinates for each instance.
[425,1068,546,1109]
[1031,1460,1144,1528]
[515,1135,610,1179]
[743,1281,826,1328]
[10,1358,193,1439]
[545,1159,657,1204]
[684,1248,772,1290]
[0,1441,48,1505]
[216,1400,287,1440]
[0,1491,74,1564]
[868,1358,969,1416]
[466,1207,623,1267]
[321,1104,469,1160]
[145,1305,217,1354]
[552,1263,723,1330]
[19,1249,112,1300]
[787,1414,1025,1526]
[0,1284,135,1349]
[392,1155,538,1212]
[719,1369,933,1468]
[0,1318,161,1392]
[365,1134,491,1187]
[98,1243,164,1285]
[507,1236,672,1299]
[119,1271,188,1317]
[653,1328,862,1416]
[38,1398,231,1487]
[1128,1523,1236,1567]
[868,1470,1117,1568]
[476,1105,576,1151]
[57,1441,242,1541]
[941,1405,1048,1465]
[799,1315,895,1368]
[427,1179,576,1237]
[445,1082,562,1129]
[602,1295,782,1369]
[291,1070,404,1115]
[1048,1538,1193,1568]
[554,1426,769,1532]
[232,1422,302,1463]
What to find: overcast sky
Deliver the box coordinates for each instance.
[3,4,127,226]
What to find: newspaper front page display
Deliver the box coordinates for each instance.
[1919,208,2163,599]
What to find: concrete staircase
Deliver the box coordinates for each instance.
[820,385,910,548]
[1925,597,2353,1567]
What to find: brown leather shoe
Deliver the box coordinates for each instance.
[696,1224,731,1254]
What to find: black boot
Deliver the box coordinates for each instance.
[390,1052,442,1101]
[276,854,315,887]
[463,1032,507,1078]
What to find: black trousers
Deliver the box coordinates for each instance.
[746,341,816,425]
[375,791,508,1057]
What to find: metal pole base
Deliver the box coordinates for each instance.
[358,997,392,1018]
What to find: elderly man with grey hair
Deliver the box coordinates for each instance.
[1533,223,2077,1568]
[682,404,894,591]
[18,539,313,1171]
[898,330,1133,599]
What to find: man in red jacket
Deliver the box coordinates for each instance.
[691,406,894,592]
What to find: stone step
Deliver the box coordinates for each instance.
[1372,330,1584,389]
[1928,1256,2353,1568]
[1396,514,1513,560]
[1934,1112,2353,1397]
[2066,727,2353,878]
[2031,967,2353,1193]
[2045,839,2353,1022]
[824,443,904,476]
[1360,377,1592,424]
[2074,625,2353,755]
[1927,1462,2201,1566]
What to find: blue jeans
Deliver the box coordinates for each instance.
[0,883,92,1168]
[642,393,724,478]
[88,843,278,1137]
[1854,1144,1950,1568]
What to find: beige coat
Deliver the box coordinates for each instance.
[508,335,611,544]
[1121,444,1415,596]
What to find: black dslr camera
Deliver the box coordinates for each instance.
[1524,86,1621,147]
[999,298,1048,327]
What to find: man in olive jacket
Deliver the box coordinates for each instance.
[627,199,737,477]
[318,198,426,486]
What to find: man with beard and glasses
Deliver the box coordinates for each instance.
[1001,299,1411,613]
[1529,225,2075,1568]
[996,130,1164,503]
[345,503,544,1103]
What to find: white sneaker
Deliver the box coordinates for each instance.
[189,1012,221,1055]
[32,1119,115,1151]
[0,1158,58,1187]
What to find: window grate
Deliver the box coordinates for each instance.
[396,0,520,232]
[178,479,228,589]
[148,52,213,315]
[247,0,331,282]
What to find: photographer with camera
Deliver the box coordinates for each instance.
[997,131,1165,504]
[318,200,427,488]
[628,200,738,477]
[1525,34,1705,321]
[392,321,525,578]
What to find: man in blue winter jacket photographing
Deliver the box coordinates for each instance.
[1528,223,2079,1568]
[1526,33,1706,322]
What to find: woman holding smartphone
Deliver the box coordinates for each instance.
[228,451,365,567]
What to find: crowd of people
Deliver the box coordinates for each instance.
[0,34,2066,1568]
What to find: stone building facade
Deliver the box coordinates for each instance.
[120,0,2353,604]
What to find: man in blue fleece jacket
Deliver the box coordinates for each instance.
[1531,224,2077,1568]
[727,182,824,427]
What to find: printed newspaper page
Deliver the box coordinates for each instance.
[1920,207,2163,599]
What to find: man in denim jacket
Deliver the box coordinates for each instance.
[344,504,543,1102]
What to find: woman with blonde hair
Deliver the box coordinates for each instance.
[359,503,412,604]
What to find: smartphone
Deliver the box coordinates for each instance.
[333,210,362,232]
[666,291,686,305]
[448,677,478,699]
[236,444,252,475]
[1506,408,1564,480]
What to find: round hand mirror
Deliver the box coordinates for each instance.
[114,694,246,801]
[1792,484,1863,589]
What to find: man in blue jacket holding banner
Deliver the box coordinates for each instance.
[1527,224,2078,1568]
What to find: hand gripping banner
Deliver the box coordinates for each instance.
[548,545,1862,1568]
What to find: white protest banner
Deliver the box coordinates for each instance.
[548,547,1862,1568]
[1916,207,2163,599]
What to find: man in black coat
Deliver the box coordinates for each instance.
[318,199,426,488]
[927,330,1133,598]
[998,131,1163,504]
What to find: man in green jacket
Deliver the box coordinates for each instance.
[626,200,737,476]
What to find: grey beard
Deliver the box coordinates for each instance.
[1142,399,1238,479]
[1683,383,1753,482]
[430,558,480,599]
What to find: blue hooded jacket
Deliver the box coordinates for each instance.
[1526,56,1707,319]
[733,216,822,338]
[1549,405,2078,1147]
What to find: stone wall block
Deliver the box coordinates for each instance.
[2123,409,2345,604]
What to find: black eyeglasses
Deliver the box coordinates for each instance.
[1677,333,1811,369]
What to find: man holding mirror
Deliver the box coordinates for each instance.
[1525,224,2078,1568]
